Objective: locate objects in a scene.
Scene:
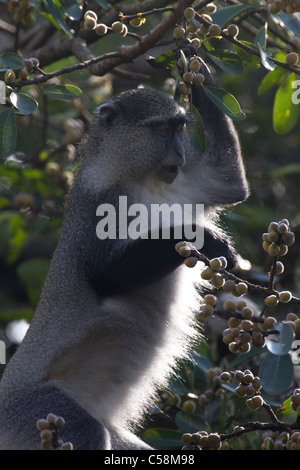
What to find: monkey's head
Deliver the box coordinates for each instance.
[79,88,190,189]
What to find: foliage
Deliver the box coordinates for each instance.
[0,0,300,451]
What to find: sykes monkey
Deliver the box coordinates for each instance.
[0,41,248,450]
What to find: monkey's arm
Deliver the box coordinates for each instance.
[178,40,249,206]
[87,227,236,294]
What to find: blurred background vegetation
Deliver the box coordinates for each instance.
[0,0,300,449]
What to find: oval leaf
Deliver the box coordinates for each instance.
[258,67,287,95]
[206,50,244,75]
[258,44,275,71]
[0,52,24,71]
[259,352,294,395]
[175,411,206,433]
[203,85,246,121]
[211,4,252,27]
[233,41,260,68]
[266,322,295,356]
[10,92,38,115]
[279,11,300,37]
[0,108,16,157]
[255,23,267,50]
[187,105,206,153]
[273,73,300,134]
[153,50,177,69]
[43,84,82,100]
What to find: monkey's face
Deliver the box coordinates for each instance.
[83,89,190,188]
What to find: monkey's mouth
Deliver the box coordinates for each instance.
[158,165,179,184]
[162,165,178,175]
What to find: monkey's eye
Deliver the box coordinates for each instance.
[176,124,184,134]
[158,127,170,137]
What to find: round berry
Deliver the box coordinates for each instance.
[173,27,186,39]
[184,256,198,268]
[95,23,108,35]
[4,70,16,82]
[178,83,191,95]
[184,7,195,20]
[130,17,143,27]
[112,21,124,34]
[183,71,194,84]
[84,10,97,21]
[279,290,292,303]
[227,24,239,37]
[193,73,205,85]
[286,52,299,66]
[84,17,97,30]
[210,257,222,271]
[191,38,201,48]
[208,23,222,37]
[264,295,279,307]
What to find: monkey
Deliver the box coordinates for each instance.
[0,42,248,450]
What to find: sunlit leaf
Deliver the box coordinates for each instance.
[153,50,177,69]
[266,322,294,356]
[10,92,38,115]
[41,0,72,35]
[203,85,246,121]
[273,73,300,134]
[43,84,82,100]
[258,44,275,71]
[233,41,260,68]
[258,67,287,95]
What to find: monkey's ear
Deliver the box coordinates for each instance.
[97,102,118,126]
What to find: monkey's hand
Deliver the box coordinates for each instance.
[176,39,216,87]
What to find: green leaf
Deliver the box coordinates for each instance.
[43,84,82,100]
[94,0,109,10]
[203,85,246,121]
[143,428,183,449]
[10,92,38,115]
[17,258,50,305]
[233,41,260,68]
[259,352,294,395]
[206,50,244,75]
[175,411,206,433]
[154,50,177,69]
[0,309,33,321]
[271,163,300,178]
[187,105,206,153]
[0,52,24,70]
[273,73,300,134]
[279,11,300,37]
[258,44,275,72]
[255,23,267,50]
[41,0,72,35]
[258,67,287,95]
[266,323,294,356]
[211,4,253,28]
[0,108,16,157]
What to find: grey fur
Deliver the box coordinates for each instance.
[0,71,248,450]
